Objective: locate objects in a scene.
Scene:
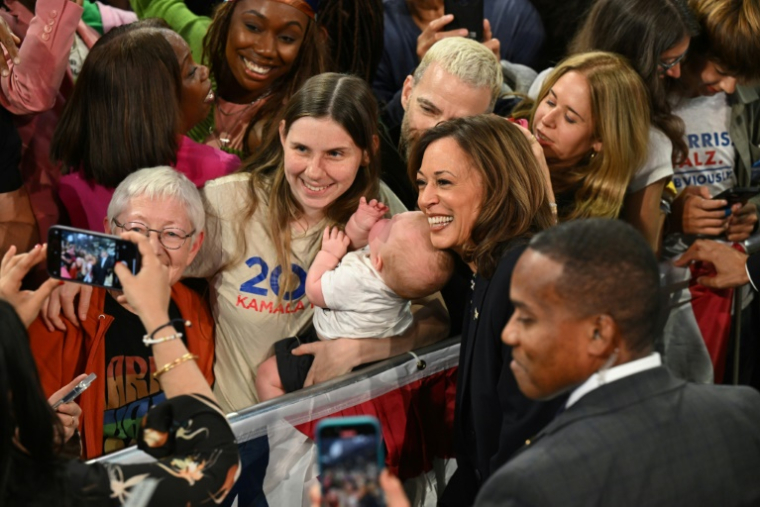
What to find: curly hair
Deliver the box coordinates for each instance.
[201,1,327,154]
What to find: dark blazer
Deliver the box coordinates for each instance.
[91,255,114,286]
[747,253,760,289]
[440,245,565,506]
[475,366,760,507]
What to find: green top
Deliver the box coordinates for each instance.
[81,0,103,34]
[130,0,211,64]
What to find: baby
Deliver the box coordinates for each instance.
[256,198,454,401]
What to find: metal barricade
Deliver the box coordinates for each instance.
[90,338,461,506]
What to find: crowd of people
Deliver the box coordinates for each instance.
[1,0,759,505]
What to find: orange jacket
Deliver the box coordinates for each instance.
[28,284,215,459]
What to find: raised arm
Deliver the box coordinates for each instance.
[344,196,389,250]
[114,231,213,400]
[0,0,83,114]
[129,0,210,64]
[623,178,668,256]
[305,226,350,308]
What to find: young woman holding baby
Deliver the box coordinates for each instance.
[183,72,449,413]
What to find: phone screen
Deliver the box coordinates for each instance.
[47,226,140,290]
[318,418,385,507]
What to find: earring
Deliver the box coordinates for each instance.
[589,150,597,161]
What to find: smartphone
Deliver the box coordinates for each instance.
[316,416,385,507]
[47,225,141,290]
[51,373,97,409]
[444,0,484,41]
[712,187,760,207]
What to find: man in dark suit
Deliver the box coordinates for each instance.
[474,219,760,506]
[675,239,760,290]
[91,249,114,286]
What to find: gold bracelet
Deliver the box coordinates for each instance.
[153,353,198,380]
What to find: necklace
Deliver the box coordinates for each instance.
[212,90,272,149]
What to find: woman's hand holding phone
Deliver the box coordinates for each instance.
[113,231,171,331]
[48,373,87,443]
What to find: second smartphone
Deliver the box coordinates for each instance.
[317,416,385,507]
[444,0,485,41]
[47,225,141,291]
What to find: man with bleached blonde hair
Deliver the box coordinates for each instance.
[398,37,503,160]
[378,37,504,212]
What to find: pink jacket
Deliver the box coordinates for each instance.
[59,136,241,231]
[1,0,135,240]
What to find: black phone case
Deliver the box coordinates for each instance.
[444,0,484,41]
[712,187,760,205]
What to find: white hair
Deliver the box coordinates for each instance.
[107,167,205,233]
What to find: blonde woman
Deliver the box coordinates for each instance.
[514,52,651,224]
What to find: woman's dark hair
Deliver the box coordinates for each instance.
[319,0,384,82]
[0,300,68,506]
[230,73,381,300]
[51,25,182,188]
[408,115,554,279]
[570,0,700,164]
[202,1,328,154]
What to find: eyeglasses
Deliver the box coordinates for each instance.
[659,49,688,71]
[112,220,195,250]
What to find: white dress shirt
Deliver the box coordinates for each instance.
[565,352,662,409]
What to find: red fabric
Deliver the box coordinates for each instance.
[296,367,458,479]
[28,283,216,459]
[689,261,734,383]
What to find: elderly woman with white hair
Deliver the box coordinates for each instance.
[27,166,215,460]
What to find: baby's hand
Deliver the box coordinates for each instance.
[354,197,389,231]
[322,226,350,260]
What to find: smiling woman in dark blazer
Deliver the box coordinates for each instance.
[409,114,566,506]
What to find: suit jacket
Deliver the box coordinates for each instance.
[747,253,760,290]
[91,254,114,285]
[475,366,760,507]
[441,245,565,506]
